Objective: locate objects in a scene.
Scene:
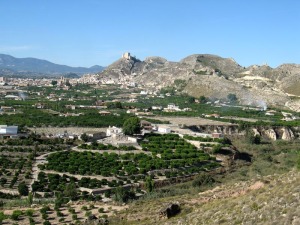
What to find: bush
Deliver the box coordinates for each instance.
[43,220,51,225]
[18,182,29,196]
[25,209,34,217]
[72,214,77,220]
[56,211,64,217]
[29,217,35,225]
[85,211,92,217]
[98,208,105,213]
[11,210,22,221]
[113,187,136,203]
[192,173,215,187]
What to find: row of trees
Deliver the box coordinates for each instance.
[0,109,131,128]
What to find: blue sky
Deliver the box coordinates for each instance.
[0,0,299,67]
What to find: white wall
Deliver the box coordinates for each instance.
[158,127,171,134]
[0,126,18,135]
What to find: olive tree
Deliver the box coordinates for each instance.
[122,117,141,135]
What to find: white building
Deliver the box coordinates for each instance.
[152,106,162,110]
[0,125,18,135]
[127,136,138,143]
[122,52,131,60]
[158,126,171,134]
[163,103,180,112]
[106,126,123,137]
[140,91,148,95]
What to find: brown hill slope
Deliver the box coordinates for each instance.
[97,53,300,111]
[111,170,300,225]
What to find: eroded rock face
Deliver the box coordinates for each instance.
[97,53,300,109]
[252,128,260,136]
[263,129,277,140]
[281,127,295,140]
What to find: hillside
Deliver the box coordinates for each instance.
[111,170,300,225]
[97,53,300,111]
[108,135,300,225]
[0,54,104,77]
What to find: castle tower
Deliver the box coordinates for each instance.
[122,52,131,60]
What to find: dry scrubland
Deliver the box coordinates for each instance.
[111,170,300,225]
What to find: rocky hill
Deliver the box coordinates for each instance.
[0,54,104,77]
[97,53,300,111]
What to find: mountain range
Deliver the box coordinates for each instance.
[0,54,104,77]
[97,53,300,111]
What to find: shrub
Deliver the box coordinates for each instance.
[42,213,48,220]
[43,220,51,225]
[85,211,92,217]
[29,217,35,224]
[98,208,105,213]
[81,206,88,211]
[72,214,78,220]
[11,210,22,221]
[56,211,64,217]
[25,209,34,217]
[192,173,215,187]
[18,182,29,196]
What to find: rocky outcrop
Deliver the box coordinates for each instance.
[252,128,260,136]
[188,125,240,135]
[97,53,300,110]
[189,125,298,141]
[159,201,181,219]
[280,127,295,140]
[264,129,277,141]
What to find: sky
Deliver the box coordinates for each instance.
[0,0,300,68]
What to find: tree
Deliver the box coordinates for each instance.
[145,176,154,193]
[227,93,238,103]
[199,96,207,104]
[246,129,261,145]
[113,187,135,203]
[192,173,215,187]
[11,210,22,221]
[0,177,7,187]
[63,182,77,201]
[250,134,261,145]
[187,96,195,104]
[51,80,57,86]
[28,192,33,205]
[80,133,89,142]
[0,212,7,224]
[43,220,51,225]
[18,182,29,196]
[123,117,141,135]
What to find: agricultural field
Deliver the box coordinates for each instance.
[0,83,300,225]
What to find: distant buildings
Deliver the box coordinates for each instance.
[0,125,18,135]
[163,103,180,112]
[157,126,171,134]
